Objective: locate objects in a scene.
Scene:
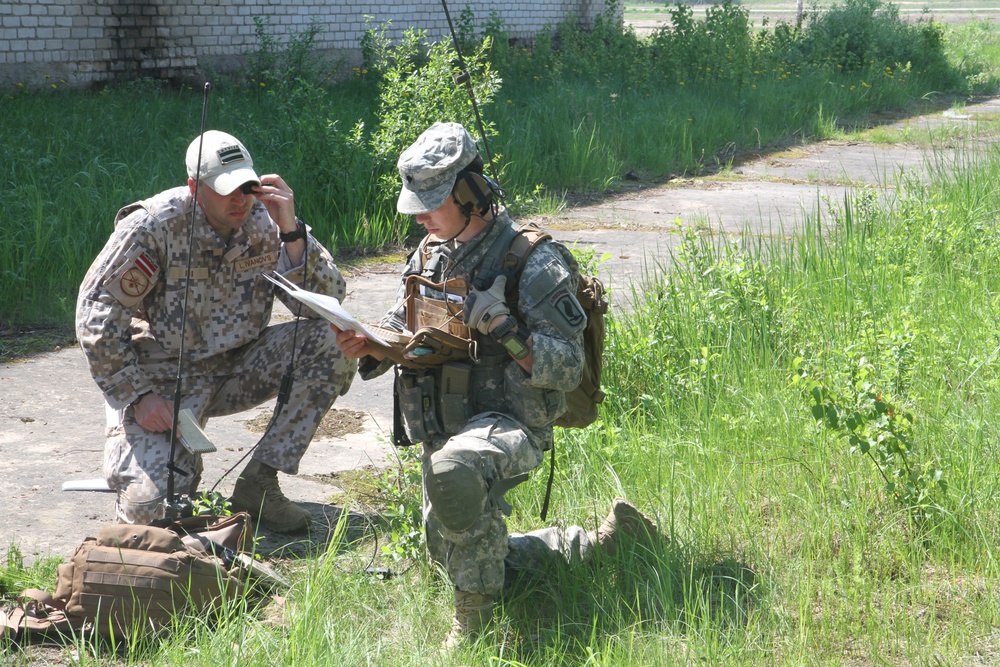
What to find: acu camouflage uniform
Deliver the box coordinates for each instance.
[77,186,356,524]
[359,209,603,597]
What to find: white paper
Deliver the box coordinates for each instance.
[264,272,390,345]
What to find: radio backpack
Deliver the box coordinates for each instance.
[506,222,608,428]
[1,514,254,641]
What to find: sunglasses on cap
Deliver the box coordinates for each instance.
[239,182,259,195]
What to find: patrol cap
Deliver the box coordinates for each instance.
[185,130,261,196]
[396,122,479,215]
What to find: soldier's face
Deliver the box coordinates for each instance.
[415,194,481,243]
[189,179,255,238]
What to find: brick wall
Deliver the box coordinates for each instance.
[0,0,617,90]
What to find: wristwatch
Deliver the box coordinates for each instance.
[490,316,530,360]
[279,219,307,243]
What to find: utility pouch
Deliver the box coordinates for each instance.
[400,327,477,369]
[395,369,442,444]
[405,275,469,337]
[439,362,472,433]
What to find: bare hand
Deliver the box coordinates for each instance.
[133,392,176,434]
[253,173,296,231]
[332,325,383,361]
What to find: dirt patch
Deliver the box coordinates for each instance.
[243,407,367,439]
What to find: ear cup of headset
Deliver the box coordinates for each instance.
[453,172,493,215]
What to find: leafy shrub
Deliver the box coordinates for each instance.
[800,0,955,84]
[367,27,501,235]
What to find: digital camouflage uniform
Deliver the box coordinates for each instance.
[77,186,356,524]
[359,209,601,597]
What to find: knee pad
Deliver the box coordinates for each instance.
[426,457,486,532]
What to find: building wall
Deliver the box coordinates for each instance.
[0,0,616,90]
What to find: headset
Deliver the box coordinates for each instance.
[452,169,506,218]
[452,170,494,217]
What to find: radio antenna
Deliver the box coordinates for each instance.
[165,81,212,518]
[439,0,500,188]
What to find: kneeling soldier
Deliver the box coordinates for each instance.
[332,122,661,645]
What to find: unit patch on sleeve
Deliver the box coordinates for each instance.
[106,248,161,307]
[549,286,585,328]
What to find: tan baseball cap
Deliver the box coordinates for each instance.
[185,130,260,196]
[396,122,479,215]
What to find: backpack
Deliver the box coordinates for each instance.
[1,514,253,642]
[505,222,608,429]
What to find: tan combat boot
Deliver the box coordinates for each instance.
[230,459,311,533]
[591,497,659,558]
[442,590,494,648]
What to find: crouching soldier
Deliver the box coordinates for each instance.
[76,131,356,532]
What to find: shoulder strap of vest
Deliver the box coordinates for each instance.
[504,222,552,276]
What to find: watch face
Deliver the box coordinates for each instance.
[502,334,530,359]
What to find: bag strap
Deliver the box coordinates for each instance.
[2,588,75,642]
[20,589,64,611]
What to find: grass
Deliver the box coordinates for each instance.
[4,4,1000,665]
[7,129,1000,667]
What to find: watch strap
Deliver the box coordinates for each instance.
[279,219,307,243]
[489,315,517,342]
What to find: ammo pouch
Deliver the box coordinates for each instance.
[395,361,473,444]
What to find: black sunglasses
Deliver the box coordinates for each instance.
[240,182,258,195]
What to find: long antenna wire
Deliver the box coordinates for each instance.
[166,81,212,512]
[439,0,500,187]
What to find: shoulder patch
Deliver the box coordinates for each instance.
[550,286,585,328]
[106,249,160,307]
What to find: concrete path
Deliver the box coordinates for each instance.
[2,97,997,562]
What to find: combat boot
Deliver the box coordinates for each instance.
[230,459,311,534]
[442,590,494,648]
[591,497,659,558]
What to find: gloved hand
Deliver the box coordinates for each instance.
[463,274,510,335]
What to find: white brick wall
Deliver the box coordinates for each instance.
[0,0,617,89]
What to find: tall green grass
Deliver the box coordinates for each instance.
[1,0,992,325]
